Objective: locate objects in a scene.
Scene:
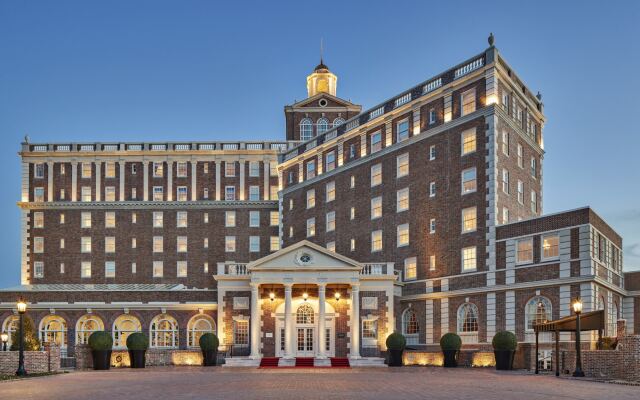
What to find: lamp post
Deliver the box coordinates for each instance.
[1,331,8,351]
[572,297,584,377]
[16,298,27,376]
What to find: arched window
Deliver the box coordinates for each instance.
[39,315,67,349]
[76,314,104,345]
[332,118,345,128]
[457,303,479,344]
[296,304,314,324]
[525,296,552,331]
[317,118,329,135]
[608,302,619,337]
[2,315,19,348]
[402,309,419,345]
[187,314,216,348]
[112,314,141,348]
[150,314,178,348]
[299,118,313,141]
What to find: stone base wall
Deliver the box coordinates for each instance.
[403,349,495,367]
[0,345,60,374]
[75,344,203,369]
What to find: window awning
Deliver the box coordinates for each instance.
[533,310,605,333]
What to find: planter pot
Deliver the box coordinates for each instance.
[128,350,146,368]
[387,349,404,367]
[442,350,458,368]
[494,350,515,370]
[202,350,218,366]
[91,350,112,370]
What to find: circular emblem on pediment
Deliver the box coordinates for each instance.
[294,251,313,266]
[318,98,328,107]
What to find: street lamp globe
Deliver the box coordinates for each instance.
[572,297,583,314]
[16,299,27,314]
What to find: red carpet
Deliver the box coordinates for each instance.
[295,357,315,367]
[330,357,350,368]
[259,357,280,368]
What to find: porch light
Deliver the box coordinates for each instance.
[269,292,275,302]
[334,292,341,301]
[303,292,308,301]
[572,297,583,314]
[16,298,27,314]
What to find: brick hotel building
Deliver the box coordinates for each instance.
[1,36,639,366]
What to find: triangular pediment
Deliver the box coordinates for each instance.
[288,92,359,109]
[247,240,362,272]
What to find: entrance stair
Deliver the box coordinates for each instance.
[295,357,315,367]
[330,357,350,368]
[259,357,280,368]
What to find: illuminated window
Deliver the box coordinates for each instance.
[153,212,163,228]
[396,153,409,178]
[153,261,163,277]
[300,118,313,141]
[461,88,476,116]
[34,187,45,202]
[296,304,314,324]
[371,164,382,186]
[516,238,533,264]
[542,234,559,260]
[429,255,436,271]
[153,186,163,201]
[233,320,249,346]
[517,144,524,168]
[150,314,178,349]
[270,185,278,200]
[461,207,477,233]
[457,303,479,337]
[113,315,141,348]
[177,236,187,252]
[462,246,477,271]
[270,236,280,252]
[81,261,91,278]
[326,181,335,202]
[402,309,419,345]
[371,196,382,219]
[270,211,279,226]
[105,237,115,253]
[34,261,44,278]
[225,162,236,177]
[177,261,187,277]
[350,207,356,220]
[397,188,409,212]
[39,315,67,349]
[105,162,116,178]
[153,236,163,253]
[396,119,409,142]
[326,241,335,252]
[461,168,477,194]
[76,315,104,345]
[350,238,356,251]
[371,230,383,252]
[82,163,92,178]
[177,186,188,201]
[81,237,92,253]
[33,212,44,228]
[177,211,188,227]
[525,296,552,331]
[306,218,315,237]
[153,162,163,178]
[225,211,236,227]
[81,186,92,202]
[362,319,378,340]
[502,207,509,224]
[187,315,215,348]
[397,223,409,247]
[105,212,116,228]
[461,128,476,155]
[306,189,315,209]
[225,236,236,252]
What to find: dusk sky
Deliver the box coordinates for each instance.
[0,0,638,287]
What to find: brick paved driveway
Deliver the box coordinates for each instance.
[1,367,638,400]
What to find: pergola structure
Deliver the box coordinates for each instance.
[533,309,605,376]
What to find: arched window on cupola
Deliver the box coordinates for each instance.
[332,118,345,128]
[317,118,329,135]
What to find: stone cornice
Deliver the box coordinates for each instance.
[18,200,279,210]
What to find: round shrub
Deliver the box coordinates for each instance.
[88,331,113,351]
[492,331,517,351]
[199,333,219,351]
[385,332,406,351]
[126,332,149,351]
[439,333,462,351]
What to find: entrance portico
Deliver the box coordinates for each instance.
[214,240,397,367]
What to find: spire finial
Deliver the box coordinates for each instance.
[488,32,495,47]
[320,37,324,64]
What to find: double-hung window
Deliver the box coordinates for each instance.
[370,131,382,153]
[461,128,476,155]
[306,160,316,179]
[396,119,409,142]
[371,164,382,186]
[326,211,336,232]
[325,151,336,172]
[396,154,409,178]
[516,238,533,264]
[396,188,409,212]
[461,168,477,194]
[371,197,382,219]
[177,162,188,177]
[326,181,335,202]
[461,88,476,116]
[397,223,409,247]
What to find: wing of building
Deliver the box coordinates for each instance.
[1,36,638,367]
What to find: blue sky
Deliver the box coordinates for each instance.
[0,0,638,287]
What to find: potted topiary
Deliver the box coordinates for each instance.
[126,332,149,368]
[88,331,113,370]
[199,333,219,366]
[440,333,462,368]
[492,331,517,370]
[385,332,406,367]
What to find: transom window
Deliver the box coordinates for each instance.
[525,296,552,331]
[296,304,314,324]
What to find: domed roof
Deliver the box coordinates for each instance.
[314,59,329,72]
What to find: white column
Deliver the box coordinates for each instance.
[215,158,221,201]
[167,161,173,201]
[284,283,293,358]
[317,283,326,358]
[143,161,149,201]
[250,283,261,359]
[47,161,54,202]
[71,161,77,201]
[239,159,245,201]
[191,160,197,201]
[119,161,125,201]
[95,161,101,201]
[263,160,270,200]
[217,285,225,350]
[350,284,360,359]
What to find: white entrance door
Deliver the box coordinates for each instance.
[296,327,314,357]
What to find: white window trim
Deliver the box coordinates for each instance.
[516,238,534,265]
[403,257,417,281]
[461,246,477,273]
